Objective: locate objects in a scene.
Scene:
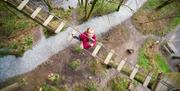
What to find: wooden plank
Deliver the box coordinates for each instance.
[130,65,139,80]
[17,0,29,10]
[30,6,42,18]
[55,20,67,33]
[42,14,54,26]
[143,73,152,87]
[0,83,20,91]
[171,53,180,59]
[104,50,115,64]
[167,42,178,54]
[92,43,103,57]
[117,59,126,71]
[163,45,172,54]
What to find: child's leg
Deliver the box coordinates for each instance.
[80,42,84,49]
[72,35,81,41]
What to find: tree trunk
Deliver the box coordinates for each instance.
[43,0,52,11]
[116,0,125,11]
[84,0,89,18]
[86,0,98,20]
[155,0,175,11]
[81,0,84,6]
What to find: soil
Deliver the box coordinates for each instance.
[132,9,170,36]
[0,18,154,91]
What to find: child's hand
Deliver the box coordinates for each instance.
[90,43,94,47]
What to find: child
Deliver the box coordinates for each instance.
[73,27,96,49]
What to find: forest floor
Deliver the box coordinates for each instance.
[0,18,167,91]
[0,0,179,91]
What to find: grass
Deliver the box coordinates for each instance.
[138,48,151,70]
[74,81,98,91]
[138,38,170,73]
[92,0,118,16]
[68,59,81,70]
[0,35,33,57]
[52,9,72,21]
[0,1,36,56]
[109,76,129,91]
[133,0,180,36]
[155,54,170,73]
[143,0,161,9]
[76,0,119,21]
[169,16,180,30]
[41,83,60,91]
[0,1,37,36]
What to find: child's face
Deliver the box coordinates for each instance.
[88,32,94,37]
[87,28,94,37]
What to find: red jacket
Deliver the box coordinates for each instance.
[80,32,96,49]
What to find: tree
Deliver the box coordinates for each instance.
[116,0,125,11]
[155,0,175,11]
[43,0,52,11]
[86,0,98,20]
[84,0,89,18]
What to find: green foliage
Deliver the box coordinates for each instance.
[169,17,180,29]
[92,0,118,16]
[88,59,104,75]
[73,46,82,53]
[59,85,68,91]
[74,81,97,91]
[155,54,170,73]
[138,38,170,73]
[68,59,81,70]
[24,36,33,46]
[41,83,59,91]
[138,48,150,70]
[144,0,161,9]
[52,9,72,20]
[109,76,129,91]
[77,0,119,21]
[0,2,36,36]
[48,73,61,85]
[86,81,97,91]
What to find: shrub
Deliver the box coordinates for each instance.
[109,76,129,91]
[74,81,98,91]
[68,59,81,70]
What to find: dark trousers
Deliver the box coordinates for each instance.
[73,36,82,41]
